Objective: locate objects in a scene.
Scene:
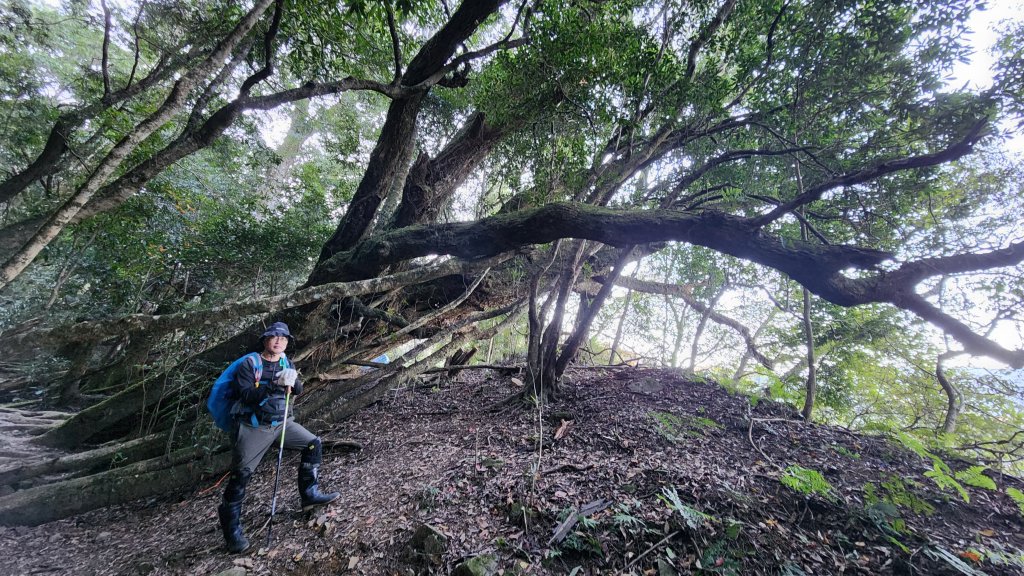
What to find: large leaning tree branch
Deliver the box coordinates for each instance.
[591,275,774,370]
[313,202,1024,367]
[0,78,402,251]
[6,254,511,349]
[315,202,889,282]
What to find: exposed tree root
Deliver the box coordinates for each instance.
[0,432,167,487]
[0,445,231,526]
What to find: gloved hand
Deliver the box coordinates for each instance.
[275,368,298,390]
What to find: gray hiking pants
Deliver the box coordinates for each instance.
[231,418,317,475]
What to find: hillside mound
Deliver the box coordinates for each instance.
[0,367,1021,575]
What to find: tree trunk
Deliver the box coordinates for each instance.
[800,285,817,421]
[688,285,725,371]
[731,308,777,386]
[558,247,633,376]
[522,244,573,404]
[0,433,166,488]
[51,342,94,407]
[609,287,634,365]
[936,353,962,435]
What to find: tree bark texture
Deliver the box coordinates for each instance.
[800,287,817,421]
[0,447,230,527]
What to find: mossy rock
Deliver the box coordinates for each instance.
[452,554,499,576]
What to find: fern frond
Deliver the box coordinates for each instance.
[1007,487,1024,516]
[925,462,970,503]
[781,465,834,499]
[658,486,713,530]
[954,466,996,491]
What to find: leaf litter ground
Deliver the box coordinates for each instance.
[0,367,1022,575]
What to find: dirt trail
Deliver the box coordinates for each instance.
[0,367,1021,575]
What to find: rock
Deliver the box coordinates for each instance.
[452,554,499,576]
[406,523,448,564]
[211,567,247,576]
[628,378,665,394]
[506,502,536,529]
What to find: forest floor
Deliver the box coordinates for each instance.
[0,367,1023,575]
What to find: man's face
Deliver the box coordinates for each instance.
[264,335,288,354]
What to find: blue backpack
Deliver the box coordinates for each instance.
[206,352,265,432]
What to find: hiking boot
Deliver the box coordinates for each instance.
[218,501,250,553]
[298,463,340,512]
[218,471,250,553]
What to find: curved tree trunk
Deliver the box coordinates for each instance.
[557,247,634,377]
[936,352,962,435]
[688,284,725,371]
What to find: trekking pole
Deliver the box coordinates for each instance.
[265,385,291,549]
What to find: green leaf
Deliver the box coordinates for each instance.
[954,466,996,491]
[925,462,970,503]
[1007,487,1024,517]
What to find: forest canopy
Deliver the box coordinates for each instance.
[1,0,1023,525]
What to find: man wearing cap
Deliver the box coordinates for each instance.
[217,322,340,553]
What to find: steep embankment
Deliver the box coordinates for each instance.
[0,367,1021,575]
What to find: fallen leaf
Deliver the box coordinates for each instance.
[959,550,982,563]
[978,529,995,537]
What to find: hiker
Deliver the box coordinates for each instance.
[217,321,340,553]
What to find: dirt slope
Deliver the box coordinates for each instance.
[0,367,1022,575]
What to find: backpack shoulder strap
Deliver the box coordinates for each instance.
[245,352,263,381]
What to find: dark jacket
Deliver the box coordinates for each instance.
[232,355,302,424]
